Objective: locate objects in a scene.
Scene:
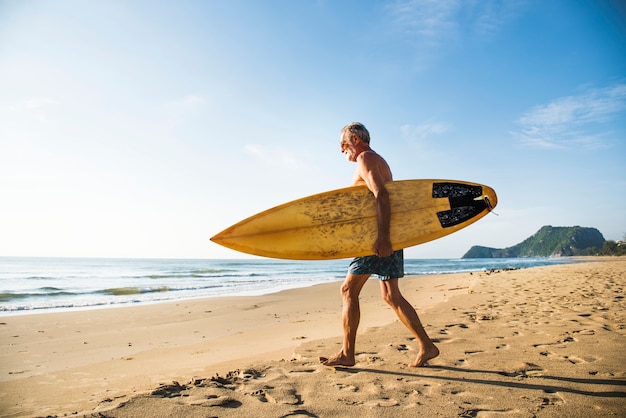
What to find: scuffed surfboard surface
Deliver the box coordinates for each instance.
[210,179,497,260]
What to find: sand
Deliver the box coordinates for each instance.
[1,258,624,417]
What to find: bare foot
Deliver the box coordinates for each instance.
[319,352,355,367]
[409,345,440,367]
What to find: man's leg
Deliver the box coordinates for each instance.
[319,273,370,366]
[380,278,439,367]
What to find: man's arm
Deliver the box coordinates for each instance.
[357,152,393,257]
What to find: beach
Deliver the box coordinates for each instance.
[1,258,624,417]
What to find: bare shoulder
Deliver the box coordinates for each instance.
[357,150,387,170]
[359,150,384,163]
[357,150,393,182]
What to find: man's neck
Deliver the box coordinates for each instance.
[355,145,372,160]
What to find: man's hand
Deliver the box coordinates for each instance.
[373,237,393,258]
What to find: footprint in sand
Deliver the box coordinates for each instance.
[533,335,577,349]
[364,398,400,407]
[262,386,301,405]
[280,410,318,418]
[405,380,436,396]
[563,355,599,365]
[239,370,303,406]
[193,395,241,407]
[439,323,470,337]
[573,328,595,336]
[366,355,385,364]
[150,381,187,398]
[499,362,544,377]
[459,408,521,417]
[446,323,470,329]
[288,367,319,375]
[442,386,466,396]
[537,392,565,410]
[464,350,484,355]
[334,383,358,392]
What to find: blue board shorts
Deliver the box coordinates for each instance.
[348,250,404,280]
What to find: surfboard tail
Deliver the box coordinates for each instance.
[432,182,497,228]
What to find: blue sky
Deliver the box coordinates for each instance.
[1,0,625,259]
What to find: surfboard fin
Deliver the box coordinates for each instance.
[482,196,499,216]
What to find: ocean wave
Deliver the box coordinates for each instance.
[0,289,77,302]
[138,271,263,280]
[0,293,28,302]
[99,282,228,296]
[101,286,170,296]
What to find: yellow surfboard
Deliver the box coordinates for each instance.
[210,179,497,260]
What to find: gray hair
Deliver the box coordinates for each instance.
[342,122,370,144]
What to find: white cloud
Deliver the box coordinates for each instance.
[471,0,528,37]
[7,97,60,110]
[244,144,300,168]
[161,94,210,133]
[387,0,525,43]
[244,144,264,156]
[388,0,460,41]
[513,83,626,149]
[5,97,60,123]
[400,121,449,142]
[166,94,206,107]
[385,0,527,70]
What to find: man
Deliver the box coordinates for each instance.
[319,122,439,368]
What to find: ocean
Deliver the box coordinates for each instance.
[0,257,572,315]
